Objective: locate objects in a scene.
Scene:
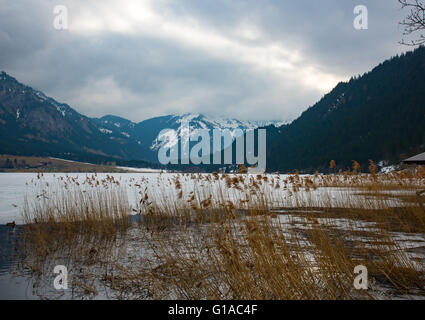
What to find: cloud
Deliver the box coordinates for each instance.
[0,0,410,122]
[68,0,340,92]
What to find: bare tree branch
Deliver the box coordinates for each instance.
[399,0,425,46]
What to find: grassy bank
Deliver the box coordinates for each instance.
[18,169,425,299]
[0,154,134,173]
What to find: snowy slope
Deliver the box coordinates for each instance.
[92,113,286,162]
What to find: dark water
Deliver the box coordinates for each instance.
[0,225,38,300]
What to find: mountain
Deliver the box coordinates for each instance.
[92,113,284,163]
[0,72,150,162]
[0,71,282,165]
[263,46,425,173]
[7,45,422,174]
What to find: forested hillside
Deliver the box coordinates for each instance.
[265,46,425,172]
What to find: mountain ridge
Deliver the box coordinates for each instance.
[2,46,424,172]
[263,46,425,172]
[0,71,281,165]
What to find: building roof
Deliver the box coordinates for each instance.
[403,152,425,164]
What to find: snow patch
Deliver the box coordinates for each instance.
[151,129,178,151]
[56,106,66,117]
[380,165,396,174]
[99,128,112,134]
[34,91,48,102]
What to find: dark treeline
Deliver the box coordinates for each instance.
[264,46,425,173]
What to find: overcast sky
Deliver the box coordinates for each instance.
[0,0,412,122]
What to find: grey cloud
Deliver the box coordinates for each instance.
[0,0,412,122]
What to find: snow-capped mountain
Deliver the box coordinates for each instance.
[1,71,284,164]
[92,113,285,162]
[149,113,282,152]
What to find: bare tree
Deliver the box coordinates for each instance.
[399,0,425,45]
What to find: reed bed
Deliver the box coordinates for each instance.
[17,167,425,300]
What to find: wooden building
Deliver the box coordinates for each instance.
[403,152,425,165]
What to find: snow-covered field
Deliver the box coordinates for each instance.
[0,172,414,225]
[0,172,424,299]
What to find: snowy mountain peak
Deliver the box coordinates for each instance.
[148,113,284,152]
[169,113,284,130]
[91,112,287,162]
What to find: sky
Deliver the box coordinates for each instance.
[0,0,413,122]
